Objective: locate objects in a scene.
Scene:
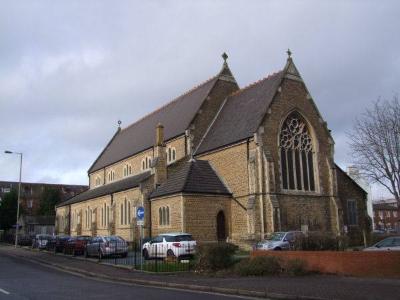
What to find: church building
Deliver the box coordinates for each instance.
[56,52,369,247]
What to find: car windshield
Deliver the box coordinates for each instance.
[267,232,285,241]
[163,235,193,242]
[105,236,124,242]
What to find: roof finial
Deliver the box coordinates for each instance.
[222,52,228,64]
[286,48,292,59]
[117,120,122,129]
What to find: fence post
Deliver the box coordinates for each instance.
[114,241,118,265]
[98,240,101,262]
[134,242,137,269]
[155,244,158,273]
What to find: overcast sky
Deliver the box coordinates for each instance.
[0,1,398,199]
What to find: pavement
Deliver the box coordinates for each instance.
[1,244,400,300]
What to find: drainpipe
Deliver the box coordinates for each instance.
[257,146,265,239]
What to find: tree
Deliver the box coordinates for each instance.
[38,187,61,216]
[0,189,19,230]
[348,95,400,204]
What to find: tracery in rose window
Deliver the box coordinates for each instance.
[279,113,315,191]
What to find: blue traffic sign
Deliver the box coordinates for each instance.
[137,206,145,220]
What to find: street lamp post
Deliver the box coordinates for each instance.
[5,150,23,248]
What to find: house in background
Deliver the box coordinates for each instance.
[56,53,369,247]
[0,181,87,216]
[373,200,400,232]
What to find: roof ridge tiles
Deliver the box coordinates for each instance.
[229,70,283,97]
[120,75,219,133]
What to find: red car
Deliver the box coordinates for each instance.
[64,236,92,255]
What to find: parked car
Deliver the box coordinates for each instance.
[64,236,91,255]
[32,234,53,250]
[84,236,128,258]
[142,233,196,260]
[46,235,71,252]
[254,231,304,251]
[363,236,400,251]
[17,234,33,246]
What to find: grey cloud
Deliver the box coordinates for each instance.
[0,1,399,199]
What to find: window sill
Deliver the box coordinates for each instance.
[280,189,320,196]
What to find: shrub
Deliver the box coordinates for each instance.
[295,232,348,251]
[234,256,282,276]
[195,242,238,271]
[284,258,308,276]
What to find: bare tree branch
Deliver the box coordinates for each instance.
[348,95,400,204]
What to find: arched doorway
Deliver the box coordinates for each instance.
[216,211,226,241]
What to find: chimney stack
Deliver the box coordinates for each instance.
[153,123,167,186]
[156,123,164,146]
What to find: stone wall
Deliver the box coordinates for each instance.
[113,188,142,242]
[260,77,339,234]
[150,194,183,236]
[184,194,231,242]
[336,167,369,244]
[89,136,186,188]
[198,142,253,242]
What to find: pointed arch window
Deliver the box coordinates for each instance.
[159,206,170,226]
[166,147,177,163]
[123,164,132,177]
[279,112,315,191]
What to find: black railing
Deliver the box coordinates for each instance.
[23,236,194,273]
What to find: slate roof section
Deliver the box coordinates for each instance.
[335,164,367,195]
[150,159,231,199]
[88,76,220,173]
[57,171,152,207]
[195,71,284,155]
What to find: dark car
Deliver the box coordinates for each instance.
[64,236,91,255]
[17,235,33,246]
[46,235,71,252]
[85,236,128,258]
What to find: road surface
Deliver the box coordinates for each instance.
[0,254,252,300]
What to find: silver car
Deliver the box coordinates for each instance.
[255,231,304,251]
[363,236,400,251]
[85,236,128,258]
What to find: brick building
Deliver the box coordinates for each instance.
[373,201,400,232]
[56,53,369,246]
[0,181,87,216]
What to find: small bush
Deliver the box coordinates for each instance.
[284,258,308,276]
[195,242,238,271]
[234,256,282,276]
[295,232,348,251]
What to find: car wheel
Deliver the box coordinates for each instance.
[274,247,282,251]
[167,249,176,258]
[143,249,149,260]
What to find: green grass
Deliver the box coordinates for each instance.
[141,260,193,272]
